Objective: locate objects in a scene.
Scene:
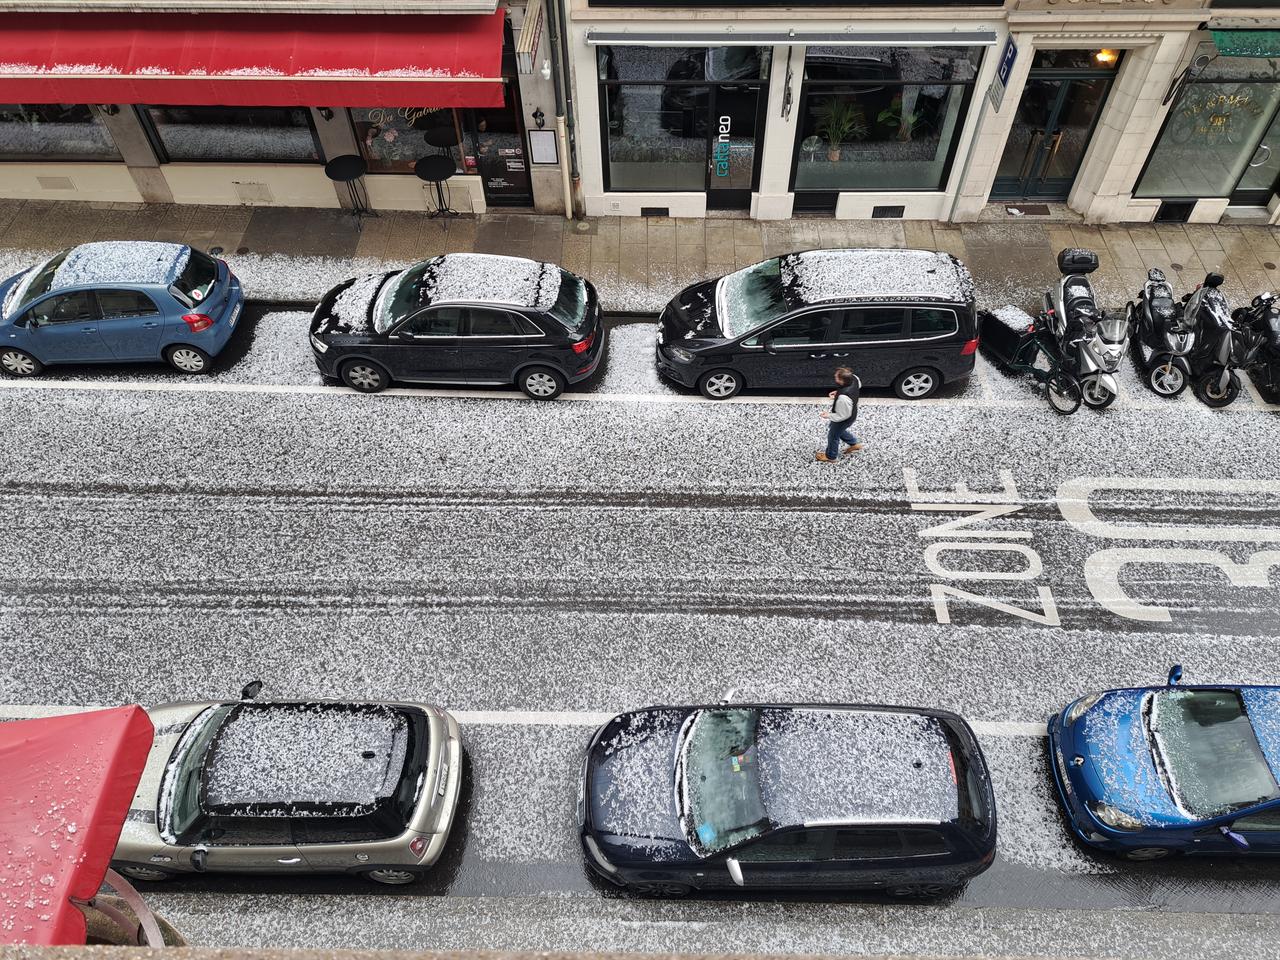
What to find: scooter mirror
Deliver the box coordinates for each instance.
[1205,272,1225,289]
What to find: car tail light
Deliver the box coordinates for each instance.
[409,836,428,858]
[182,313,214,333]
[960,337,979,356]
[572,331,596,354]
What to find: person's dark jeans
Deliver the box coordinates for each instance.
[826,420,859,459]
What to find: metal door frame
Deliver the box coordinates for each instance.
[992,68,1116,201]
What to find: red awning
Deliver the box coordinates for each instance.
[0,706,155,946]
[0,12,507,108]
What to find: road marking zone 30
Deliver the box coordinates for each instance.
[0,703,1047,737]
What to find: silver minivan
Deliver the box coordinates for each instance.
[113,695,462,885]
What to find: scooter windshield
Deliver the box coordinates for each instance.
[1201,290,1232,329]
[1097,314,1128,343]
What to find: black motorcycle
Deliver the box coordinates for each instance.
[1237,290,1280,397]
[1128,267,1195,398]
[1182,272,1265,408]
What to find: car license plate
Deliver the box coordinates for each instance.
[229,302,241,328]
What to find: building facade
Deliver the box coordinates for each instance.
[1,0,1279,224]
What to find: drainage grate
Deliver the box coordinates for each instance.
[640,206,669,218]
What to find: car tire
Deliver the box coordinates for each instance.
[165,344,211,375]
[628,881,691,898]
[518,365,565,400]
[892,366,942,400]
[1120,847,1176,862]
[0,347,42,378]
[888,882,955,898]
[697,369,742,400]
[363,868,421,885]
[340,359,391,394]
[114,863,175,882]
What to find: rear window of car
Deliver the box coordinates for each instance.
[912,307,959,336]
[546,272,589,333]
[172,249,219,305]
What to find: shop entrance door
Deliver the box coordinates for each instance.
[993,70,1115,200]
[1232,109,1280,206]
[705,84,765,210]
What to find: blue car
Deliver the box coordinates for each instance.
[0,241,243,376]
[1048,666,1280,861]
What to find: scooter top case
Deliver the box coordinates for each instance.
[1057,247,1100,275]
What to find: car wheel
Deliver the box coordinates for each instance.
[892,367,941,400]
[1080,377,1117,410]
[341,359,391,393]
[697,369,742,400]
[1120,847,1175,862]
[165,345,211,375]
[888,882,954,898]
[0,347,42,377]
[519,365,565,400]
[364,868,421,885]
[114,863,175,882]
[628,881,691,898]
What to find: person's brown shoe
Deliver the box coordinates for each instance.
[815,450,836,463]
[842,443,864,456]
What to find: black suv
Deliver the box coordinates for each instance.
[580,703,996,898]
[655,249,978,399]
[310,254,604,399]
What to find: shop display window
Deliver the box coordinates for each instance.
[143,106,320,163]
[0,104,121,161]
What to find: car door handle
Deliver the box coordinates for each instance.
[809,353,828,359]
[276,857,302,864]
[831,352,849,357]
[142,321,159,328]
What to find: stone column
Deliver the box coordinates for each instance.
[310,107,362,209]
[752,43,802,221]
[94,105,173,204]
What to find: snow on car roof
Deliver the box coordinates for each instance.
[783,249,974,306]
[421,253,561,311]
[756,707,959,827]
[202,703,410,813]
[51,241,190,289]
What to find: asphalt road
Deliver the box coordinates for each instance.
[2,302,1280,957]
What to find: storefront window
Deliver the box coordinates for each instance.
[792,46,981,193]
[1136,51,1280,200]
[353,108,466,174]
[597,45,770,192]
[143,106,319,163]
[0,104,120,161]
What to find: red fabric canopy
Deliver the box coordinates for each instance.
[0,12,506,108]
[0,706,154,946]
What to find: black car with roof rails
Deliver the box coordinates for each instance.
[655,249,978,399]
[579,702,997,898]
[310,253,604,400]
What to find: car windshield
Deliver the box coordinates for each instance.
[716,258,790,340]
[4,250,70,318]
[1148,689,1280,818]
[161,704,234,842]
[675,708,772,856]
[172,249,218,306]
[374,262,430,334]
[546,271,589,332]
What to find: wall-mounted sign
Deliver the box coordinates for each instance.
[528,128,559,164]
[987,37,1018,112]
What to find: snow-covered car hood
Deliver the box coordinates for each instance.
[588,709,687,846]
[312,271,398,337]
[0,269,31,321]
[1075,690,1186,827]
[659,279,722,343]
[117,701,216,846]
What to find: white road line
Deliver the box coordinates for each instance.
[0,703,1047,737]
[0,375,1271,414]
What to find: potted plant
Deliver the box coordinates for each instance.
[878,94,923,142]
[814,98,866,161]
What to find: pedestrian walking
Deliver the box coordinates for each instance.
[816,367,862,463]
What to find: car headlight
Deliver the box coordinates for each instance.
[667,345,695,364]
[309,332,329,353]
[1089,801,1144,831]
[583,835,617,874]
[1065,692,1104,725]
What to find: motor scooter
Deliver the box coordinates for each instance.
[1182,272,1264,407]
[1128,267,1195,398]
[1044,249,1128,409]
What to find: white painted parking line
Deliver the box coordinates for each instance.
[0,374,1271,414]
[0,703,1047,737]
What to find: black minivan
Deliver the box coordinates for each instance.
[579,703,997,899]
[310,254,603,400]
[655,249,978,399]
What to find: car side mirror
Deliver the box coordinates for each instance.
[240,680,263,700]
[191,847,209,872]
[1220,825,1250,850]
[719,687,739,705]
[726,857,744,887]
[1166,664,1183,687]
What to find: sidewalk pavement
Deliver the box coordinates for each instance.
[3,199,1280,312]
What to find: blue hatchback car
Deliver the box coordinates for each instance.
[0,241,243,377]
[1048,666,1280,861]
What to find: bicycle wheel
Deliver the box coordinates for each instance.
[1046,371,1082,415]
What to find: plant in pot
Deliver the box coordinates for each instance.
[878,94,924,142]
[814,98,866,161]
